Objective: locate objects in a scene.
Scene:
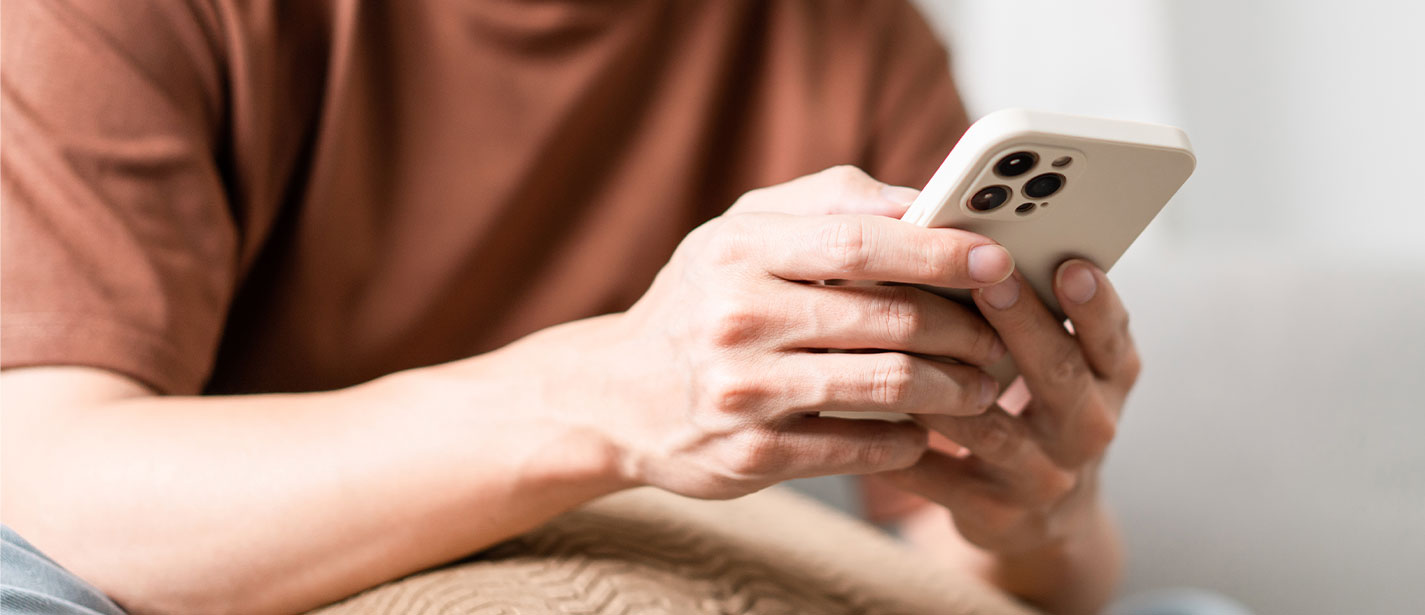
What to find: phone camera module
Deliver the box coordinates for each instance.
[1023,173,1065,199]
[968,185,1011,212]
[995,151,1038,178]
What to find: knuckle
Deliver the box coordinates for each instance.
[702,299,763,348]
[1092,330,1126,364]
[1078,408,1118,460]
[955,368,990,412]
[818,217,872,276]
[856,428,919,471]
[857,438,896,470]
[1043,345,1089,387]
[869,354,917,407]
[918,236,959,281]
[875,287,922,344]
[971,328,1005,366]
[964,412,1020,461]
[821,164,871,190]
[725,430,783,478]
[1100,312,1141,381]
[1120,349,1143,385]
[679,219,723,259]
[804,367,839,407]
[728,187,770,214]
[699,365,764,413]
[703,218,751,266]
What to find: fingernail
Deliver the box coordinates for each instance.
[879,184,921,206]
[978,373,999,409]
[968,245,1014,283]
[979,277,1019,310]
[1058,261,1098,304]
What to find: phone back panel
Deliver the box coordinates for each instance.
[903,109,1196,320]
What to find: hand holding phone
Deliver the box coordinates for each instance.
[904,108,1195,389]
[862,111,1193,567]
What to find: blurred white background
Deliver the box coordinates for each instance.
[912,1,1425,612]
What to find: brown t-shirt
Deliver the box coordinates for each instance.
[1,0,967,395]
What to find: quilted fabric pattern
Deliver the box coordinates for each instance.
[311,488,1038,615]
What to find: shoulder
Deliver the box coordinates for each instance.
[2,0,228,133]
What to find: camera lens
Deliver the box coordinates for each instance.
[995,151,1038,177]
[968,186,1010,212]
[1023,173,1065,199]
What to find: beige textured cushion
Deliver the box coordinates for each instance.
[312,487,1038,614]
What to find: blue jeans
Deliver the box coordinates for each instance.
[1,525,125,615]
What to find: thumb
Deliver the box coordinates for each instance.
[871,184,921,218]
[726,165,920,218]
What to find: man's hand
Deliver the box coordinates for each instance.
[877,261,1137,613]
[541,166,1016,499]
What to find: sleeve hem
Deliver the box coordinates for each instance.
[1,314,211,395]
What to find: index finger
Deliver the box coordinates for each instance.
[1054,260,1141,391]
[750,214,1015,288]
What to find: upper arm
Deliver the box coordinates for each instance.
[1,0,236,395]
[1,366,155,411]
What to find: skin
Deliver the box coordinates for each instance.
[1,166,1133,614]
[882,259,1139,615]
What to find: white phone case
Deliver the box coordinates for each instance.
[904,108,1196,390]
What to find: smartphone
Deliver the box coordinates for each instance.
[903,108,1196,389]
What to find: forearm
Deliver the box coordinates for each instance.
[0,320,631,614]
[899,501,1122,615]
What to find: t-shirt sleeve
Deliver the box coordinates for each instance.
[1,1,235,394]
[860,1,972,189]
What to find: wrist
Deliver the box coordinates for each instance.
[978,500,1123,615]
[410,315,642,492]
